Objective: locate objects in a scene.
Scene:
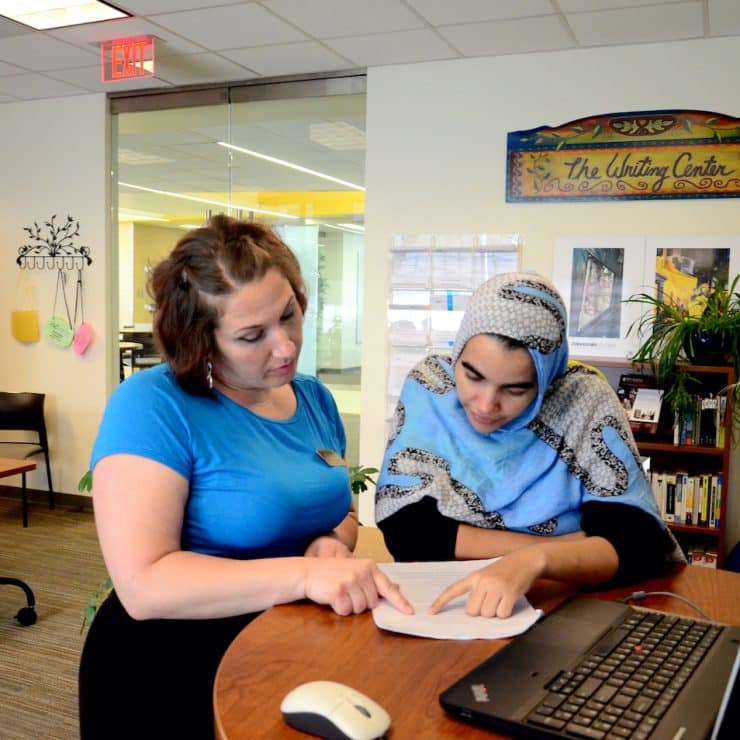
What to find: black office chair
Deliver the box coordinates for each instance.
[0,392,55,520]
[0,577,37,625]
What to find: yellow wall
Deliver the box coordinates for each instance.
[133,224,181,324]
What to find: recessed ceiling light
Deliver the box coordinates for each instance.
[0,1,128,30]
[310,122,366,151]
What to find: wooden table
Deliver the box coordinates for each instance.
[0,457,37,527]
[214,565,740,739]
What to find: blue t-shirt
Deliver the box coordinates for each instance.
[91,364,350,559]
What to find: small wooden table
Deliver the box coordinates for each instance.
[0,457,37,527]
[213,565,740,739]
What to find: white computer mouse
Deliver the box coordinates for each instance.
[280,680,391,740]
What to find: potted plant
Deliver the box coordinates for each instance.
[625,273,740,430]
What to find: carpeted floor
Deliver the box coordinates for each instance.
[0,496,106,740]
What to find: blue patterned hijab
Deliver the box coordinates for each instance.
[376,273,676,543]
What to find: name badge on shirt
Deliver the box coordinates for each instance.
[316,449,347,467]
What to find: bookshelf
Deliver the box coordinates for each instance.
[576,358,735,568]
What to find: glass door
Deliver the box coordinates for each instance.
[112,75,366,464]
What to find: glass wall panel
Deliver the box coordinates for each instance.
[112,76,365,464]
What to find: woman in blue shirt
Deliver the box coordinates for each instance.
[79,216,411,739]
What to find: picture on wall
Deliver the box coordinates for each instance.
[643,237,740,317]
[554,236,740,360]
[569,248,623,338]
[553,237,647,359]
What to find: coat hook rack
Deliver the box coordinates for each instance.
[16,214,93,270]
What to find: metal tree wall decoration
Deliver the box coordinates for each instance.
[17,214,93,270]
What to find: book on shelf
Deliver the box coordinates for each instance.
[617,373,659,433]
[687,543,718,569]
[677,399,696,445]
[672,392,728,447]
[684,475,694,525]
[699,395,718,446]
[628,387,662,432]
[650,471,721,528]
[717,396,728,448]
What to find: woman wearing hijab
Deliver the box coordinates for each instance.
[375,273,683,619]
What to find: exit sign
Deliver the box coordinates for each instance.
[101,36,155,82]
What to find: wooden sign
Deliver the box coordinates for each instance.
[101,36,154,82]
[507,110,740,202]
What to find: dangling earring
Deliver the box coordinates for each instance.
[206,361,213,390]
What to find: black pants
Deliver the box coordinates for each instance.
[78,590,258,740]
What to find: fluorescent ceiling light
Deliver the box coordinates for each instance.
[118,148,170,166]
[0,1,128,30]
[119,209,168,222]
[306,220,365,235]
[337,223,365,232]
[119,182,299,220]
[217,142,365,192]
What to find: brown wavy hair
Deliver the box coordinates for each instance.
[149,214,307,395]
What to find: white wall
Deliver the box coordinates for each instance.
[360,36,740,547]
[0,94,110,496]
[1,40,738,551]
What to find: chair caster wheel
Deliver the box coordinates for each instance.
[15,606,37,626]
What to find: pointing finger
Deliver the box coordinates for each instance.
[376,575,414,614]
[428,580,471,615]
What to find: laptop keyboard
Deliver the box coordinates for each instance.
[526,608,722,739]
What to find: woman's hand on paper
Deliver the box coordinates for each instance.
[303,557,414,617]
[428,548,543,619]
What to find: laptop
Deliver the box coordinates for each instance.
[440,597,740,739]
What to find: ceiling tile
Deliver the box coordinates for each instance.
[0,72,89,100]
[439,16,573,57]
[406,0,554,26]
[326,29,458,66]
[263,0,424,38]
[116,0,246,12]
[0,33,99,71]
[48,17,205,57]
[0,58,24,75]
[709,0,740,35]
[221,41,351,77]
[149,4,306,50]
[567,3,704,46]
[0,15,28,38]
[152,52,258,85]
[559,0,685,10]
[49,64,173,94]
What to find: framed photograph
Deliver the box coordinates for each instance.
[552,237,647,359]
[643,237,740,314]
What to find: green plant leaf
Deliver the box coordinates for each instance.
[348,465,379,495]
[78,469,92,492]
